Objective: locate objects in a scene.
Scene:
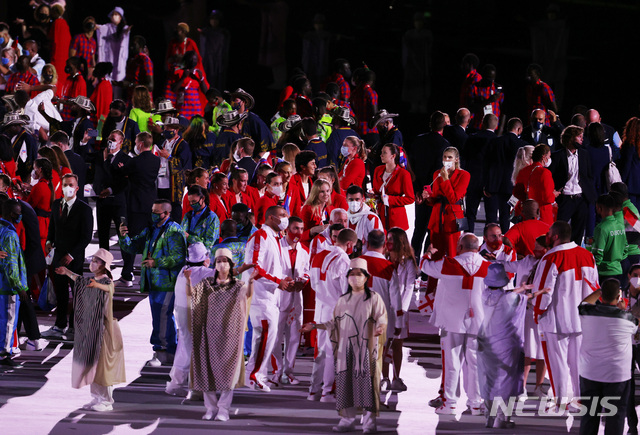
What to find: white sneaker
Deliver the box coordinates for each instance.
[26,338,49,351]
[280,373,300,385]
[435,402,456,415]
[10,347,21,358]
[202,408,217,420]
[532,385,548,399]
[470,404,485,416]
[165,382,189,397]
[389,378,407,392]
[307,392,322,401]
[145,353,162,367]
[332,422,357,432]
[380,377,391,391]
[320,393,336,403]
[248,378,271,392]
[82,399,99,410]
[91,403,113,412]
[518,391,528,402]
[215,408,230,421]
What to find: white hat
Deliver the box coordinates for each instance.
[348,258,368,274]
[93,248,114,272]
[70,95,96,113]
[187,242,209,263]
[214,248,233,262]
[485,263,509,288]
[154,99,177,114]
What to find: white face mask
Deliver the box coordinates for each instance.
[279,190,286,200]
[233,150,242,161]
[215,260,230,274]
[348,275,367,288]
[340,146,351,157]
[277,216,289,231]
[631,277,640,289]
[134,145,141,155]
[544,157,551,168]
[30,169,39,186]
[442,161,454,170]
[108,140,118,151]
[348,200,361,214]
[271,185,283,197]
[62,186,76,199]
[89,261,100,273]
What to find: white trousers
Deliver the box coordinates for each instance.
[90,383,114,405]
[309,328,335,395]
[246,304,279,384]
[441,330,482,407]
[539,331,581,403]
[271,308,301,377]
[203,390,234,412]
[168,305,191,389]
[336,408,376,431]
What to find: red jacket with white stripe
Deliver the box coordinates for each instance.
[309,246,350,322]
[533,242,599,334]
[244,225,283,307]
[361,251,402,328]
[421,251,490,335]
[277,237,310,311]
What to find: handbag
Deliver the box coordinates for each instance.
[605,144,622,189]
[37,276,56,311]
[439,196,469,232]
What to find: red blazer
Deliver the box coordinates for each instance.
[427,169,470,234]
[331,190,348,211]
[287,173,312,218]
[224,185,260,213]
[27,179,53,251]
[300,203,333,245]
[52,170,63,199]
[339,156,365,190]
[256,191,279,225]
[90,79,113,125]
[372,165,415,230]
[209,192,230,222]
[513,162,556,225]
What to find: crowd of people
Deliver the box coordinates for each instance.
[1,3,640,434]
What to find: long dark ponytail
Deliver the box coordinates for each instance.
[35,158,55,207]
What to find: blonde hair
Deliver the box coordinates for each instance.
[132,86,152,112]
[43,63,58,85]
[511,145,534,184]
[304,179,332,211]
[282,143,300,166]
[442,146,461,170]
[344,136,367,161]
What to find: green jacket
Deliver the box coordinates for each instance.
[181,207,220,252]
[593,214,628,276]
[119,220,187,292]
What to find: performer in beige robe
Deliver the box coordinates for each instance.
[55,248,125,412]
[302,258,387,434]
[185,248,254,422]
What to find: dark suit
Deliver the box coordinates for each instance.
[101,116,140,155]
[484,132,526,233]
[237,156,258,182]
[408,131,450,257]
[443,124,469,155]
[93,150,131,250]
[462,129,497,233]
[64,149,87,202]
[47,198,93,329]
[120,150,161,281]
[521,120,564,151]
[549,147,596,245]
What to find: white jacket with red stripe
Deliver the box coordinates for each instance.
[309,246,350,322]
[533,242,599,334]
[348,204,384,250]
[480,242,517,288]
[421,251,490,335]
[278,237,310,311]
[361,251,402,329]
[310,227,332,258]
[244,225,283,308]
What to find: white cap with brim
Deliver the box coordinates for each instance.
[485,263,509,288]
[187,243,209,263]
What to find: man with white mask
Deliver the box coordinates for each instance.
[345,184,384,254]
[244,205,295,391]
[42,174,93,339]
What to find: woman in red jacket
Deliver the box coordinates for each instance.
[317,166,348,211]
[424,147,470,260]
[256,172,284,225]
[208,172,230,222]
[372,143,415,231]
[513,144,557,225]
[338,136,366,191]
[182,167,210,218]
[27,158,55,253]
[59,56,87,121]
[300,179,334,245]
[38,147,63,199]
[286,150,316,217]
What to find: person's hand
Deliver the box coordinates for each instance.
[425,244,438,257]
[311,224,328,236]
[82,130,91,143]
[513,283,534,294]
[87,278,98,288]
[150,122,162,134]
[481,251,496,261]
[183,269,192,280]
[483,189,491,198]
[142,258,156,268]
[279,276,295,291]
[236,263,255,274]
[38,102,46,114]
[17,290,28,303]
[16,81,32,92]
[553,190,561,198]
[548,110,558,123]
[119,223,128,237]
[99,188,110,199]
[158,149,170,159]
[393,327,401,336]
[55,266,69,276]
[45,241,52,254]
[60,254,72,266]
[374,324,384,336]
[299,323,315,333]
[0,250,7,259]
[440,167,449,180]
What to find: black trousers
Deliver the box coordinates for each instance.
[411,201,432,260]
[52,258,83,329]
[465,184,484,235]
[484,192,511,234]
[121,211,151,282]
[580,376,630,435]
[626,344,640,431]
[17,291,40,340]
[96,198,127,250]
[557,194,589,246]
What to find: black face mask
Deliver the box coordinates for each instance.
[64,65,72,74]
[43,73,53,82]
[38,13,50,22]
[84,22,95,31]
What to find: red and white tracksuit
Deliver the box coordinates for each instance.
[421,251,490,409]
[271,237,310,379]
[347,204,384,252]
[244,226,284,386]
[308,246,350,396]
[532,242,599,403]
[480,242,517,288]
[360,252,401,337]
